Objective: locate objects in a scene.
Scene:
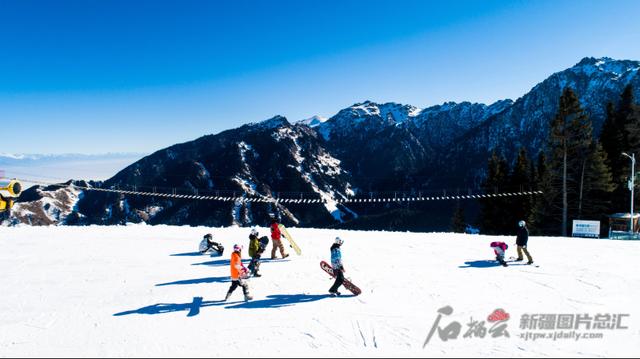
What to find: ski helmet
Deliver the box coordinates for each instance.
[233,244,242,252]
[518,220,526,227]
[250,228,259,237]
[334,237,344,245]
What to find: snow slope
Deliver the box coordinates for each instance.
[0,225,638,357]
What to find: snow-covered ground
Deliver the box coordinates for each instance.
[0,225,638,357]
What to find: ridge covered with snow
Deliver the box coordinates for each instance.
[5,57,640,230]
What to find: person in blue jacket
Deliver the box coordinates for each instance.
[328,237,345,296]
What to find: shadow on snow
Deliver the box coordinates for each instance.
[114,294,341,317]
[156,276,230,286]
[458,260,502,268]
[224,294,334,309]
[191,258,251,267]
[113,296,233,317]
[169,251,205,257]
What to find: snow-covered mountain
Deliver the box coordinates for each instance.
[314,57,640,189]
[56,116,357,227]
[6,57,640,229]
[297,115,328,128]
[6,181,91,226]
[441,56,640,187]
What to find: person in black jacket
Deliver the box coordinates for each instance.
[515,220,534,264]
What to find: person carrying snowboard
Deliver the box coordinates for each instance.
[247,228,269,277]
[199,233,224,256]
[270,217,289,259]
[329,237,346,296]
[224,244,252,301]
[515,220,534,265]
[490,241,509,267]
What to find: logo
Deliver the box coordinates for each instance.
[488,308,510,322]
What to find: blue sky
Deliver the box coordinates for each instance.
[1,0,640,154]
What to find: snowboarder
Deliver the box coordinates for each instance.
[247,228,269,277]
[224,244,252,301]
[199,233,224,256]
[490,241,509,267]
[270,217,289,259]
[515,220,534,265]
[328,237,346,296]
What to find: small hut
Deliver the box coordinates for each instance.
[608,213,640,239]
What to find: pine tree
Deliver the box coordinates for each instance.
[507,147,533,227]
[580,142,615,223]
[535,151,548,186]
[600,101,625,183]
[450,201,466,233]
[545,87,593,236]
[600,85,640,213]
[480,150,511,234]
[621,85,640,169]
[529,152,557,235]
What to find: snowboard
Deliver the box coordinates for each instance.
[278,224,302,255]
[320,261,362,296]
[199,239,223,256]
[507,257,540,267]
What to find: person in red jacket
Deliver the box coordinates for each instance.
[224,244,252,301]
[490,241,509,267]
[270,218,289,259]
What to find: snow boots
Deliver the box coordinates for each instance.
[225,280,252,301]
[517,246,533,263]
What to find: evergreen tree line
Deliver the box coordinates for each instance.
[451,85,640,236]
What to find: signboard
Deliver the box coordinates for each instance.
[572,220,600,238]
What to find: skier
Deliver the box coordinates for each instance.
[247,228,269,277]
[490,241,509,267]
[329,237,346,296]
[224,244,252,301]
[270,217,289,259]
[199,233,224,256]
[515,220,534,265]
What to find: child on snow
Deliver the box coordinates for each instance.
[247,228,269,277]
[329,237,345,296]
[225,244,252,301]
[199,233,224,256]
[490,241,509,267]
[270,217,289,259]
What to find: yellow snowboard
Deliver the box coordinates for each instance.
[278,224,301,256]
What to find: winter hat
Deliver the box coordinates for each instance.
[334,237,344,245]
[250,228,259,237]
[518,220,526,227]
[233,244,242,252]
[204,233,213,241]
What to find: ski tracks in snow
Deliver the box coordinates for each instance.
[352,320,377,349]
